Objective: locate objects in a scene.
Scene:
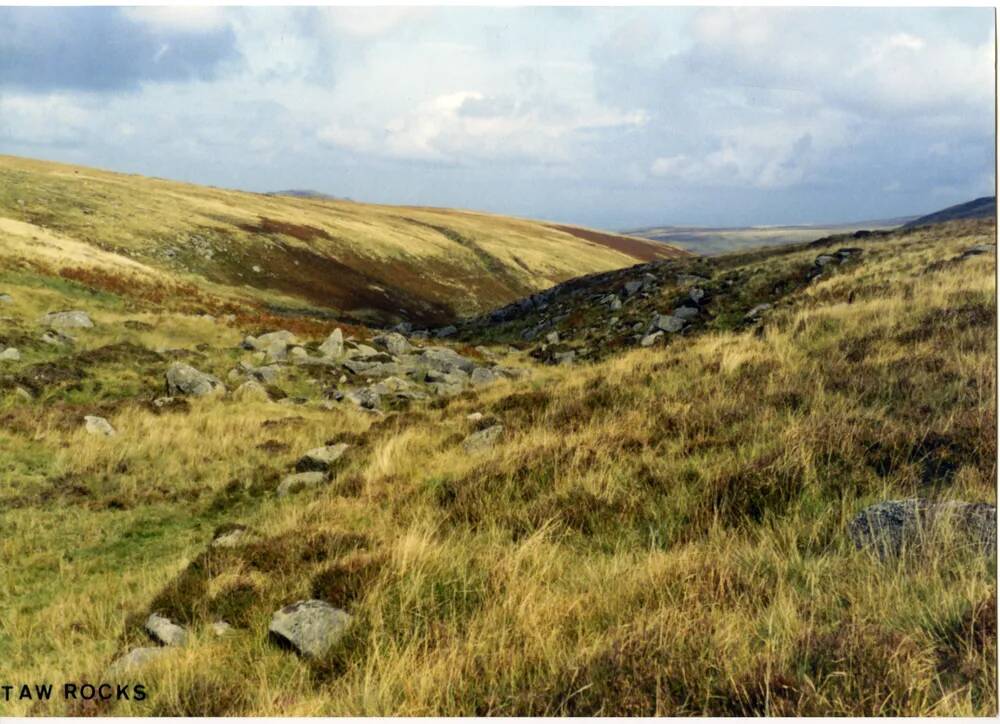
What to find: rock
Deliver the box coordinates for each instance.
[0,347,20,361]
[41,310,93,329]
[689,287,705,303]
[84,415,116,437]
[652,314,684,333]
[145,613,188,647]
[673,306,699,320]
[41,329,74,347]
[467,412,485,422]
[319,328,344,358]
[470,367,499,386]
[553,351,576,365]
[434,325,458,338]
[848,499,997,559]
[289,346,309,360]
[372,332,413,356]
[961,243,996,258]
[166,363,225,397]
[623,280,643,297]
[277,471,328,497]
[255,330,298,348]
[462,424,504,453]
[745,303,772,320]
[211,621,233,637]
[815,254,837,267]
[392,321,413,334]
[262,340,288,362]
[0,293,11,304]
[421,347,475,374]
[233,379,270,402]
[345,387,380,409]
[14,386,32,402]
[108,647,169,675]
[211,527,253,548]
[268,600,352,659]
[350,344,380,358]
[296,443,349,472]
[545,331,560,344]
[640,332,664,347]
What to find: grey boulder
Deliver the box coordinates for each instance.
[166,363,225,397]
[268,599,352,659]
[318,328,344,358]
[463,424,504,453]
[108,647,169,675]
[145,613,188,647]
[41,310,94,329]
[84,415,116,437]
[296,443,349,472]
[372,332,413,356]
[277,471,327,497]
[652,314,684,333]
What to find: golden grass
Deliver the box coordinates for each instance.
[0,219,994,715]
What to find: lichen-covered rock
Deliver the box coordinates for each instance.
[0,347,20,361]
[84,415,116,437]
[268,599,352,659]
[296,443,349,472]
[166,362,225,397]
[277,471,327,497]
[40,310,93,329]
[652,314,684,333]
[233,379,270,402]
[848,499,997,559]
[144,613,188,647]
[372,332,413,356]
[108,647,169,675]
[462,424,504,453]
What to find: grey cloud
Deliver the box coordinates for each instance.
[0,7,239,92]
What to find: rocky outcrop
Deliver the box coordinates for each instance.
[848,499,997,559]
[40,310,94,329]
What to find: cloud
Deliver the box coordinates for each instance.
[0,7,239,92]
[119,7,230,34]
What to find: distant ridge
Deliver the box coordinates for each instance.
[265,189,346,201]
[904,196,996,228]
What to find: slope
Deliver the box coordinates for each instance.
[0,154,685,327]
[0,216,994,716]
[904,196,997,228]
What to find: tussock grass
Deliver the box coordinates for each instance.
[0,219,995,715]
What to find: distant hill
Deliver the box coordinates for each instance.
[265,189,346,201]
[903,196,996,228]
[0,154,685,326]
[627,217,913,256]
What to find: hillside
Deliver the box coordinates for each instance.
[0,211,994,715]
[904,196,997,228]
[628,218,911,255]
[0,155,685,328]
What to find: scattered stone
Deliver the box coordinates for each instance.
[41,310,93,329]
[466,412,484,422]
[0,293,11,304]
[277,471,327,497]
[553,350,576,365]
[84,415,116,437]
[288,346,309,360]
[689,287,706,303]
[470,367,499,386]
[640,332,664,347]
[211,621,233,637]
[318,328,344,358]
[672,306,699,320]
[145,613,188,647]
[961,243,996,259]
[211,527,253,548]
[434,325,458,338]
[233,379,270,402]
[652,314,684,333]
[108,647,169,675]
[623,280,643,297]
[296,443,349,472]
[744,303,772,320]
[41,329,74,347]
[268,600,352,659]
[0,347,20,361]
[462,424,504,453]
[345,387,380,410]
[166,363,225,397]
[545,331,560,345]
[372,332,413,356]
[815,254,837,266]
[848,499,997,560]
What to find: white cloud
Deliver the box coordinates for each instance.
[120,7,229,34]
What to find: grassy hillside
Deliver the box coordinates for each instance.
[0,155,684,327]
[904,196,997,229]
[629,219,909,255]
[0,214,994,715]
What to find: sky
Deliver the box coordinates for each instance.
[0,6,995,229]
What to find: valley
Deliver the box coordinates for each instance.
[0,159,995,716]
